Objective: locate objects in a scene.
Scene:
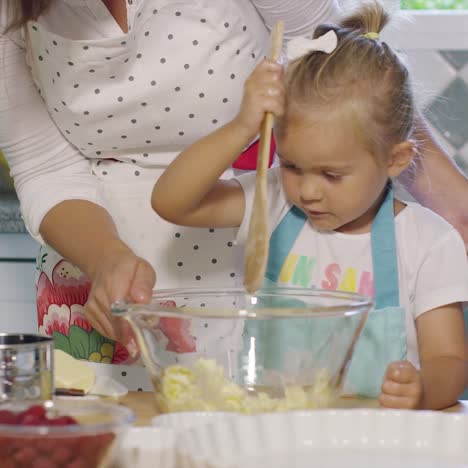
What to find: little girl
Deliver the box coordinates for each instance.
[152,2,468,410]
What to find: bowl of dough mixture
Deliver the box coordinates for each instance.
[112,287,373,414]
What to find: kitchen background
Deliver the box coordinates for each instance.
[0,2,467,333]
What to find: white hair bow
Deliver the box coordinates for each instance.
[286,30,338,62]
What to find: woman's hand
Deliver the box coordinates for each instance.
[232,59,285,140]
[379,361,423,409]
[84,247,156,341]
[40,201,156,348]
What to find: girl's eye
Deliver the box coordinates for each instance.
[323,172,342,181]
[280,162,299,171]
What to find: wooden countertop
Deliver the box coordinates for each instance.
[119,392,468,427]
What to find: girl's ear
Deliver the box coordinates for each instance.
[387,140,415,178]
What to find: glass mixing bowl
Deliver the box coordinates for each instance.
[112,288,373,414]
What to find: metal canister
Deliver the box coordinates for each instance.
[0,334,54,404]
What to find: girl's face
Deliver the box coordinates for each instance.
[275,116,394,234]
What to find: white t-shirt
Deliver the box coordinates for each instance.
[0,0,340,239]
[236,169,468,366]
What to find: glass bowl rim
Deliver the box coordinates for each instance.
[112,287,374,319]
[0,400,135,436]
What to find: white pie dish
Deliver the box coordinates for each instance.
[176,409,468,468]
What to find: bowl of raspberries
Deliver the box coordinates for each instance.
[0,399,134,468]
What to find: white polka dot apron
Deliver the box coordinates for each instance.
[28,0,269,390]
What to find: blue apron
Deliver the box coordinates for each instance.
[246,185,407,397]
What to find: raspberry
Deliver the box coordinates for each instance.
[20,413,46,426]
[48,416,78,426]
[66,460,87,468]
[0,406,114,468]
[18,405,47,425]
[31,456,57,468]
[6,405,78,427]
[50,446,73,464]
[0,410,18,425]
[22,405,47,418]
[13,446,37,465]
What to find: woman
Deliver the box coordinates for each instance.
[1,0,466,389]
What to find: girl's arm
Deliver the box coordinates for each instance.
[152,59,285,228]
[152,120,252,228]
[379,225,468,410]
[416,303,468,409]
[380,303,468,410]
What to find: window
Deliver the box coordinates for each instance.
[401,0,468,9]
[372,0,468,176]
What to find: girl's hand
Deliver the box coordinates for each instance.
[84,248,156,343]
[232,59,285,139]
[379,361,423,409]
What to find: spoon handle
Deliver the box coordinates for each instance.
[244,21,284,294]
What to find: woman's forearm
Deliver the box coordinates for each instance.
[419,356,468,410]
[39,200,131,280]
[399,117,468,247]
[402,117,467,201]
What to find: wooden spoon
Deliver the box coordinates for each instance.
[331,309,369,392]
[244,21,284,294]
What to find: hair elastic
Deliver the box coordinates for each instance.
[361,32,380,40]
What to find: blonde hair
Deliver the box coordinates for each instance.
[285,1,415,159]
